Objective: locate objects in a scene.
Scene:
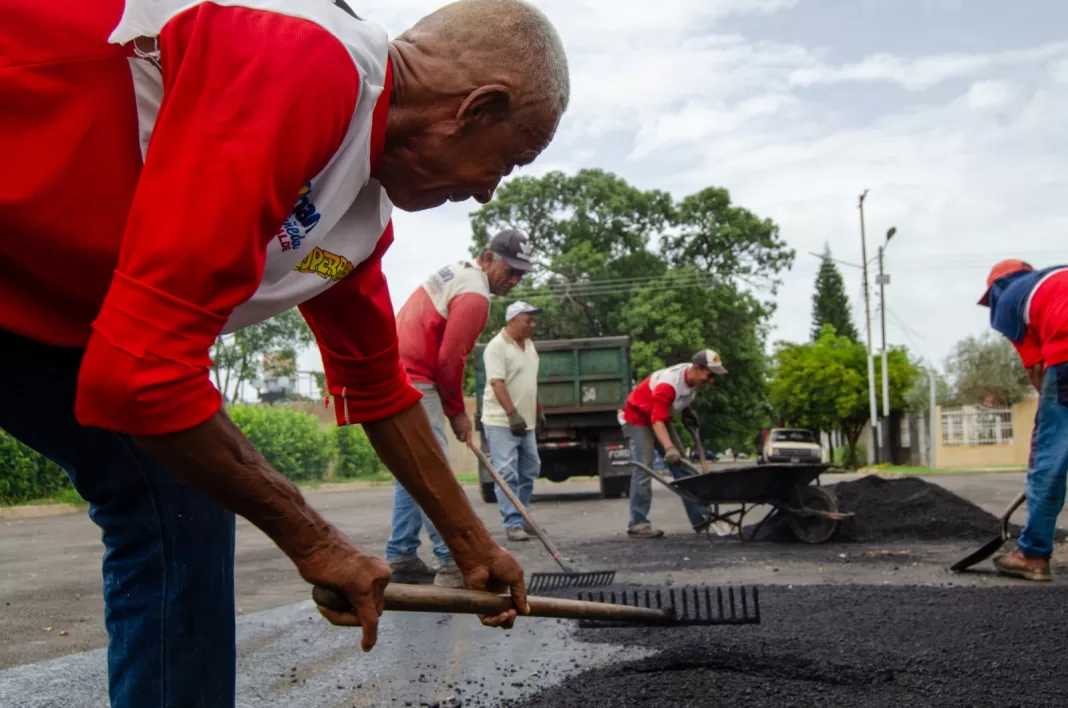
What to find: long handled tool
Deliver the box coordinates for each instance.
[312,582,760,627]
[683,416,732,537]
[469,444,615,593]
[950,491,1026,572]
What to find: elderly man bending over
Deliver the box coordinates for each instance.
[0,0,568,705]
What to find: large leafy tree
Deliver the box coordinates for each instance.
[945,331,1032,406]
[467,169,793,452]
[769,325,916,468]
[811,244,859,342]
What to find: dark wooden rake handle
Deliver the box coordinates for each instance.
[312,583,670,624]
[467,443,577,574]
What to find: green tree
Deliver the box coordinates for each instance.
[211,309,316,403]
[467,169,792,453]
[945,331,1032,406]
[769,325,916,468]
[810,245,859,342]
[904,367,956,412]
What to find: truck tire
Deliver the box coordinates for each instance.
[600,475,629,499]
[480,482,497,504]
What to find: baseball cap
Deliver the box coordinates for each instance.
[692,349,728,375]
[978,259,1033,306]
[488,229,535,273]
[506,301,543,322]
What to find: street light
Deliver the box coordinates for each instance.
[858,191,878,464]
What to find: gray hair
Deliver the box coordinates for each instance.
[409,0,570,112]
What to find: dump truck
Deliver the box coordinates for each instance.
[473,336,633,502]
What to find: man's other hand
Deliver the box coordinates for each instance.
[450,413,473,443]
[507,410,527,437]
[303,534,392,652]
[681,407,700,429]
[663,447,682,465]
[454,544,529,629]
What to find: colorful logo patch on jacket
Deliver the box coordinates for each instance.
[294,247,354,282]
[277,181,322,252]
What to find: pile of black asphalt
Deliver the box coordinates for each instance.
[497,583,1067,708]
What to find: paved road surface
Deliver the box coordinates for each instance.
[1,471,1061,706]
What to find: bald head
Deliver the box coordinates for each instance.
[403,0,569,113]
[379,0,570,213]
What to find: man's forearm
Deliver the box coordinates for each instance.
[490,380,517,414]
[651,421,675,451]
[363,403,496,568]
[133,410,336,564]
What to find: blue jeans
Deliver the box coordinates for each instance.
[385,384,451,565]
[625,423,708,530]
[483,425,540,530]
[0,329,236,707]
[1019,363,1068,558]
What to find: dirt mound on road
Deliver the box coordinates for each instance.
[501,584,1068,708]
[749,475,1001,542]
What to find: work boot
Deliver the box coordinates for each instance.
[993,549,1052,582]
[506,527,531,542]
[388,555,436,584]
[627,522,664,539]
[433,561,464,589]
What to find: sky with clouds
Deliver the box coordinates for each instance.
[297,0,1065,384]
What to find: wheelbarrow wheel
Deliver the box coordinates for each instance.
[786,485,840,544]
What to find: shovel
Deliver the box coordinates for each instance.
[950,491,1026,572]
[469,443,616,593]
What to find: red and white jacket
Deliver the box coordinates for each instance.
[397,262,491,418]
[623,364,697,427]
[0,0,420,434]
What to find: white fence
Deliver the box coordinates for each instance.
[940,406,1014,447]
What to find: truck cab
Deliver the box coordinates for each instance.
[473,336,633,501]
[759,428,823,464]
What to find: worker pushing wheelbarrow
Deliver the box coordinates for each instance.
[619,349,851,544]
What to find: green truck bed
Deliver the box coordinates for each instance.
[473,336,631,415]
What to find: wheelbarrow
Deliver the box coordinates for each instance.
[616,459,853,544]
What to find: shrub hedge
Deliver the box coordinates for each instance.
[1,406,390,505]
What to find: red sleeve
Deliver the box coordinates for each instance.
[1014,327,1044,369]
[73,5,359,435]
[437,293,489,417]
[300,223,423,426]
[650,384,677,425]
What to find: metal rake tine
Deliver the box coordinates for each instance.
[729,587,737,620]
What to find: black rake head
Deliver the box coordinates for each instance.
[528,570,617,594]
[575,586,761,627]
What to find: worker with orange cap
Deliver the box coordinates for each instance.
[979,259,1068,581]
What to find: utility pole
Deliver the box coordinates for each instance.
[928,363,937,470]
[878,227,896,421]
[858,190,879,464]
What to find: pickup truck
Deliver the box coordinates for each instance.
[758,428,823,464]
[473,336,633,501]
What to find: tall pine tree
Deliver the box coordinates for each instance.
[811,244,859,342]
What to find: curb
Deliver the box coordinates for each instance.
[0,503,83,520]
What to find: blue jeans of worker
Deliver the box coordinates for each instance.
[0,329,235,708]
[384,384,452,565]
[483,425,540,530]
[1018,363,1068,558]
[625,423,708,530]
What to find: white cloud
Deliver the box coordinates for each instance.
[789,42,1068,91]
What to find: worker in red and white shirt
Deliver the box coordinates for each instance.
[388,230,534,587]
[0,0,568,704]
[622,350,728,538]
[979,259,1068,581]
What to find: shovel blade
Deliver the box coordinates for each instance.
[528,570,616,594]
[950,536,1008,572]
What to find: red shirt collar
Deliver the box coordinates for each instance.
[369,58,392,178]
